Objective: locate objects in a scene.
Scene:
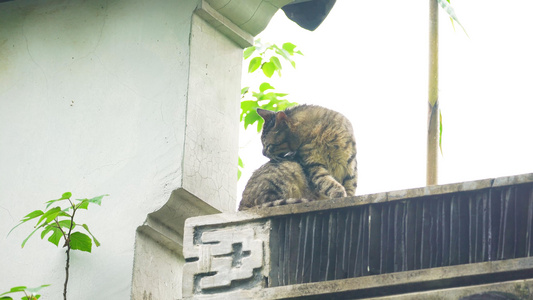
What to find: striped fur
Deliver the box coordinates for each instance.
[238,160,317,210]
[238,105,357,210]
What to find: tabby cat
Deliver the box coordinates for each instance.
[238,104,357,210]
[238,160,317,210]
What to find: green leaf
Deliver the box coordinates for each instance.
[36,207,61,226]
[282,42,303,56]
[244,110,261,130]
[75,194,107,209]
[270,56,282,75]
[48,228,63,246]
[437,0,469,37]
[241,86,249,96]
[86,194,107,206]
[24,285,50,295]
[252,91,265,100]
[75,200,89,210]
[45,199,63,209]
[23,210,44,221]
[58,210,71,218]
[237,156,243,179]
[21,225,45,248]
[261,62,275,78]
[259,82,275,93]
[282,42,295,54]
[240,100,260,124]
[273,99,298,111]
[45,192,72,209]
[248,57,262,73]
[40,221,70,246]
[8,210,44,237]
[243,46,256,59]
[81,224,100,247]
[69,232,92,252]
[41,224,56,238]
[273,47,296,68]
[0,286,27,296]
[58,219,73,229]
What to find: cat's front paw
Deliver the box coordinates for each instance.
[326,183,347,199]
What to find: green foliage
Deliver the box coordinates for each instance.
[433,0,466,157]
[439,0,469,37]
[239,40,302,179]
[0,284,50,300]
[8,192,107,299]
[237,156,244,180]
[241,40,302,133]
[243,40,302,76]
[10,192,107,253]
[241,84,296,132]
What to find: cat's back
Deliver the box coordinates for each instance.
[286,104,354,134]
[287,104,358,197]
[239,160,316,210]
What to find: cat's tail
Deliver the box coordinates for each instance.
[255,198,311,209]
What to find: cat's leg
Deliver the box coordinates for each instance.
[342,173,357,196]
[342,153,358,196]
[307,163,347,199]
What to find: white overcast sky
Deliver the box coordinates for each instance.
[238,0,533,200]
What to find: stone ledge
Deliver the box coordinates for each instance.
[184,257,533,299]
[188,172,533,220]
[371,278,532,300]
[139,188,220,254]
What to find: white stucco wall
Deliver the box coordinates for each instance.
[0,0,242,298]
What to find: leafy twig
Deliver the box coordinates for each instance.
[9,192,107,300]
[0,284,50,300]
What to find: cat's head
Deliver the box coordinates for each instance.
[257,108,299,160]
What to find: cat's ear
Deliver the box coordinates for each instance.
[257,108,275,123]
[275,111,290,125]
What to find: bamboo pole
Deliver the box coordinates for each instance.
[427,0,439,186]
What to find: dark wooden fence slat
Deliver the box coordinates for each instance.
[269,183,533,287]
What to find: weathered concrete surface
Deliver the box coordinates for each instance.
[0,0,200,299]
[182,12,242,213]
[1,0,285,298]
[204,0,294,36]
[184,257,533,299]
[371,278,532,300]
[237,172,533,217]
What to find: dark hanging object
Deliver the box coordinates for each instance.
[281,0,336,31]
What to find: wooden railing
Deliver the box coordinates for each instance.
[182,173,533,299]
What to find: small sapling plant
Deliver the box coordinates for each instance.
[8,192,107,300]
[0,284,50,300]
